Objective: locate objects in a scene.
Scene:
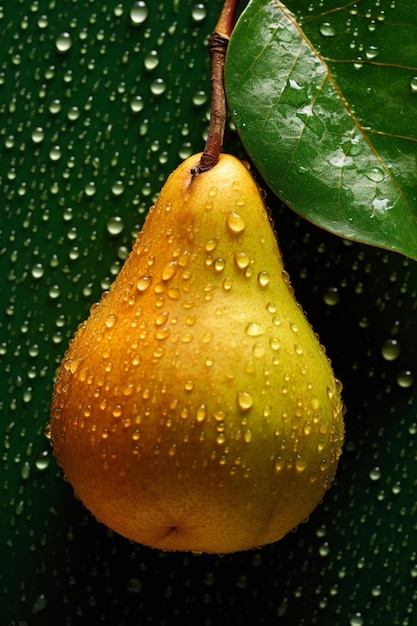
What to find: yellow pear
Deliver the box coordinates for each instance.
[50,153,344,554]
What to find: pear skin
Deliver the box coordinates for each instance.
[50,153,344,554]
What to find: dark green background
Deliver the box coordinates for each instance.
[1,1,416,624]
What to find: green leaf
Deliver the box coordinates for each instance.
[225,0,417,259]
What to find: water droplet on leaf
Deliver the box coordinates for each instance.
[362,167,385,183]
[410,76,417,93]
[319,22,335,36]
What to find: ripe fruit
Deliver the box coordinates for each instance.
[50,153,344,554]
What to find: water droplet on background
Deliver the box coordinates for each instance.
[84,181,96,197]
[49,146,62,161]
[323,287,340,306]
[130,95,144,112]
[192,90,208,106]
[381,338,400,361]
[144,50,159,71]
[369,467,381,481]
[31,263,45,279]
[111,181,125,197]
[350,613,364,626]
[55,32,72,53]
[191,3,207,22]
[35,451,51,471]
[150,78,167,96]
[31,127,45,143]
[130,1,149,25]
[396,370,414,388]
[106,216,125,236]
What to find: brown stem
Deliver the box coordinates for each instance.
[193,32,228,174]
[192,0,241,175]
[215,0,241,38]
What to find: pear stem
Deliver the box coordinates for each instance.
[192,0,241,175]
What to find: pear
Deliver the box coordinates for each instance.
[50,153,344,554]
